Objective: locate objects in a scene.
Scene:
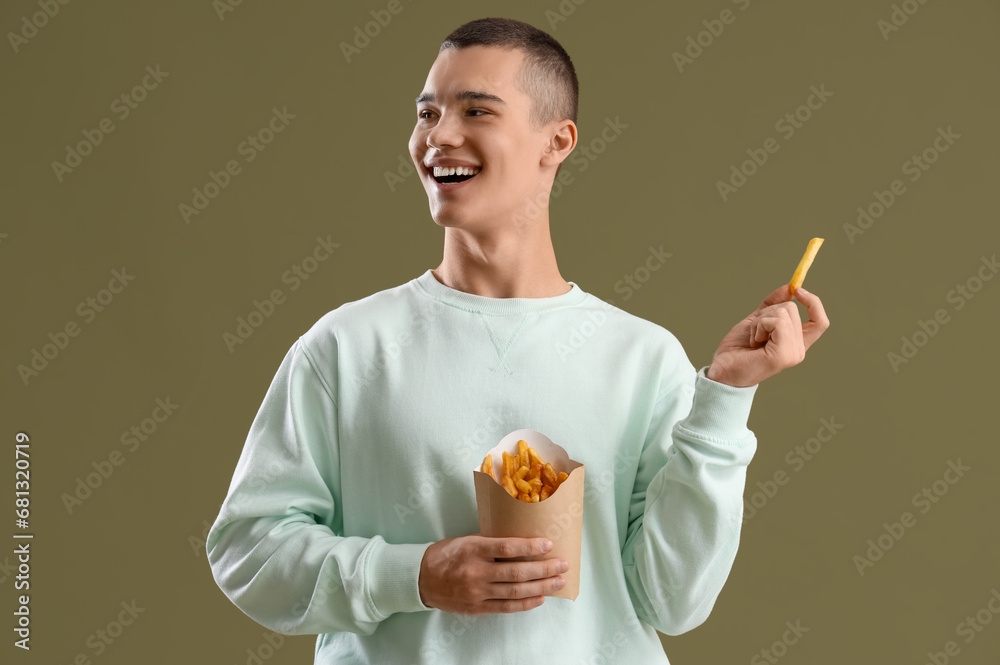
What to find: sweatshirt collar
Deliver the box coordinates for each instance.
[413,269,587,315]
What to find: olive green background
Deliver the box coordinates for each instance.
[2,0,998,663]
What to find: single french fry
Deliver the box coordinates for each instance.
[556,471,569,487]
[481,454,496,481]
[527,447,543,467]
[502,451,515,478]
[789,237,824,297]
[501,476,517,498]
[529,462,542,481]
[515,478,532,495]
[515,466,529,481]
[540,486,552,500]
[518,440,529,469]
[542,463,558,486]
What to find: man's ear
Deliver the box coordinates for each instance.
[541,120,577,168]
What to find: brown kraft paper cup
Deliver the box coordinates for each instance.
[472,428,585,600]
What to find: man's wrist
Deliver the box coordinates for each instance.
[706,363,758,388]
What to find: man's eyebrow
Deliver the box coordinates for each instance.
[415,90,507,106]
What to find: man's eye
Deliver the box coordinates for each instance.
[417,109,487,119]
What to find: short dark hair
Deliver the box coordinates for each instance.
[439,17,579,131]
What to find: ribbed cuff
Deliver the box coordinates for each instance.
[365,540,434,618]
[679,366,759,442]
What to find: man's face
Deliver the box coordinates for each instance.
[409,45,557,231]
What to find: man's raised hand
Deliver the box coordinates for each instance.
[705,285,830,388]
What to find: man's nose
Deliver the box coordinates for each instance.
[426,111,465,149]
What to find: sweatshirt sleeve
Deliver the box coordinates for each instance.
[206,338,433,636]
[621,362,758,636]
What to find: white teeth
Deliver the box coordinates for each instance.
[432,165,481,177]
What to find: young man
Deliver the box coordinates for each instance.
[207,17,829,664]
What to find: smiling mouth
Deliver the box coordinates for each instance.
[429,166,482,184]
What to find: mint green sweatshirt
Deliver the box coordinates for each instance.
[206,268,759,664]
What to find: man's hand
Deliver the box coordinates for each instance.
[418,535,569,614]
[706,285,830,388]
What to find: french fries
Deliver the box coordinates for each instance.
[480,440,567,503]
[789,237,824,296]
[481,454,496,481]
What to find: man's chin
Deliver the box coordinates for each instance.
[429,203,486,229]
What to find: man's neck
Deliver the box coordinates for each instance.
[433,225,570,299]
